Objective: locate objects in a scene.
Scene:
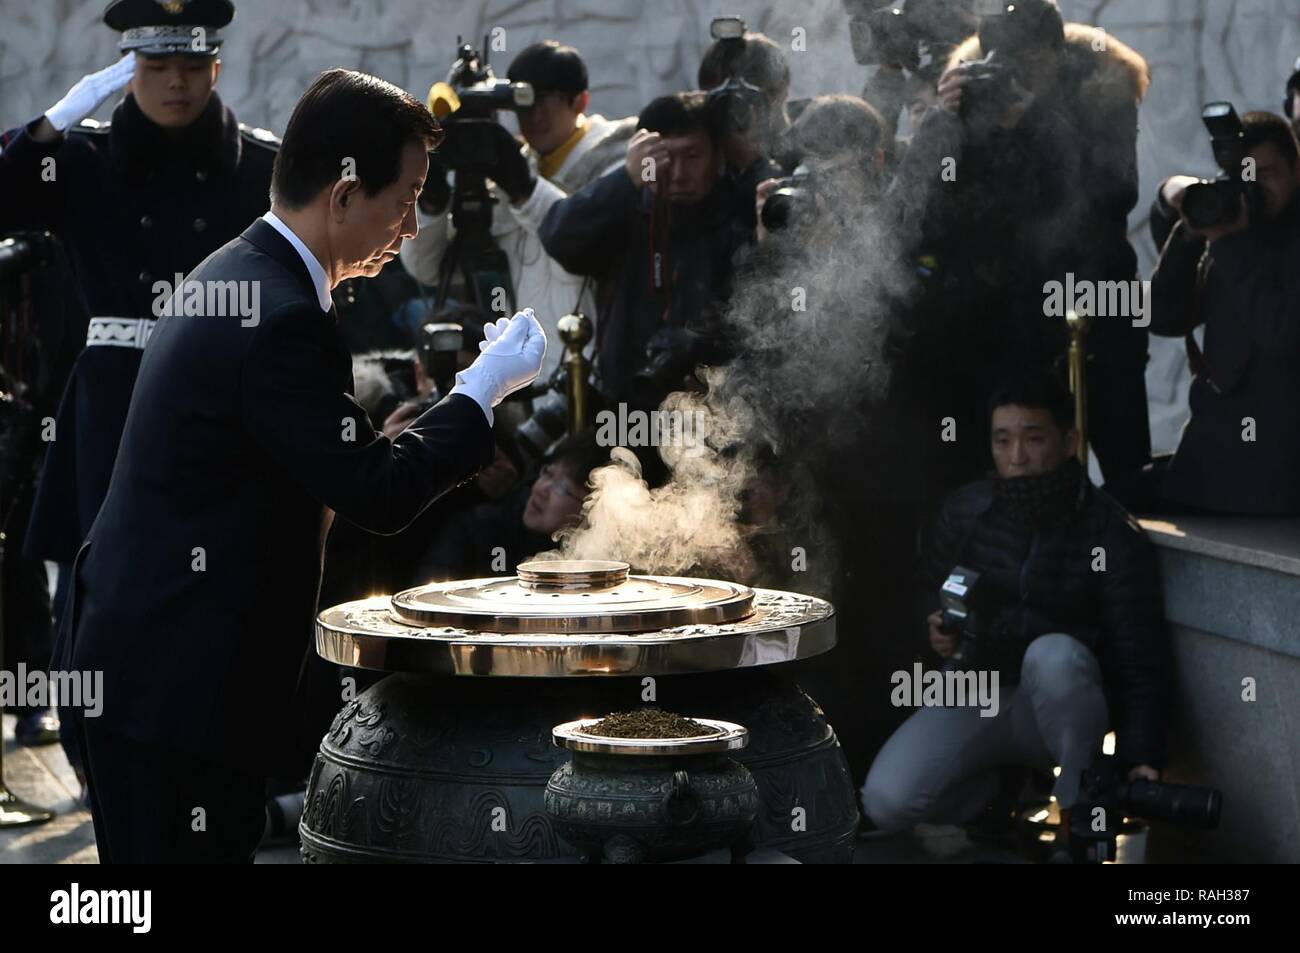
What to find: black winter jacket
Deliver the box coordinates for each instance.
[924,476,1167,767]
[538,167,752,409]
[1149,201,1300,514]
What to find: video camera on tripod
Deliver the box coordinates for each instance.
[425,40,535,316]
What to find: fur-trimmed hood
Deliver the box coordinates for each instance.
[947,21,1150,107]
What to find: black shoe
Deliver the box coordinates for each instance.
[14,709,60,747]
[261,790,305,847]
[965,803,1018,847]
[856,813,896,840]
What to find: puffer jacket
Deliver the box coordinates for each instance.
[924,474,1167,767]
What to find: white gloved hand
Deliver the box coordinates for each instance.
[448,308,546,425]
[45,53,136,133]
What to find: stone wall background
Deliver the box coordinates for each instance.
[3,0,1300,451]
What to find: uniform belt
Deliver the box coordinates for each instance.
[86,316,157,350]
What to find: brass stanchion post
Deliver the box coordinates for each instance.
[557,312,593,435]
[1066,309,1090,467]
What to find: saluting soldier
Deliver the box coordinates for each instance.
[0,0,276,765]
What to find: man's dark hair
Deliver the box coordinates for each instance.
[988,369,1075,433]
[544,429,608,489]
[271,69,441,210]
[977,0,1065,57]
[698,31,791,100]
[789,95,885,160]
[508,41,588,97]
[1242,110,1300,165]
[638,91,719,144]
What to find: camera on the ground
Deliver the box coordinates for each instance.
[1069,754,1222,863]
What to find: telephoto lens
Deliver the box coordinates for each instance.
[1121,778,1223,829]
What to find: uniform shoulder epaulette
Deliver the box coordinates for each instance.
[74,117,111,134]
[239,123,280,148]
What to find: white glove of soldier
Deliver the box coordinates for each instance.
[448,308,546,426]
[45,53,136,133]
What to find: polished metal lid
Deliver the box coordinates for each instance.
[390,560,755,634]
[315,569,834,677]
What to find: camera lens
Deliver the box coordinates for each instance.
[1122,779,1222,829]
[1181,182,1234,230]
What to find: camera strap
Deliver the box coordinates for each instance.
[648,194,672,319]
[1184,248,1223,396]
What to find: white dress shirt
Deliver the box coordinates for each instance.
[262,211,333,313]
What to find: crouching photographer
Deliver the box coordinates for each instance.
[1145,109,1300,515]
[861,372,1168,849]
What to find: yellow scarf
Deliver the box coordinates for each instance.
[537,115,589,180]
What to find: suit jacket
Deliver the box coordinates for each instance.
[63,217,495,770]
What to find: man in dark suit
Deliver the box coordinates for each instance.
[61,68,546,863]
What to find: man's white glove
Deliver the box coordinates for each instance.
[45,53,136,133]
[448,308,546,426]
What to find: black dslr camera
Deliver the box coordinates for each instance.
[759,167,814,233]
[1181,102,1254,230]
[418,322,464,397]
[843,0,978,71]
[631,316,728,410]
[1068,754,1222,863]
[704,17,769,137]
[958,51,1019,129]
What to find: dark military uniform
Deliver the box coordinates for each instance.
[0,92,277,561]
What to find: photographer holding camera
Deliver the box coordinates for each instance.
[753,94,888,242]
[698,19,794,228]
[891,0,1152,489]
[538,91,751,412]
[861,372,1167,843]
[401,41,634,379]
[1145,110,1300,515]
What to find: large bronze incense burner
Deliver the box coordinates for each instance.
[300,560,859,863]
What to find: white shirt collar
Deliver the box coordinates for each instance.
[262,211,333,313]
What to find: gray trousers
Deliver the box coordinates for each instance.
[861,633,1109,832]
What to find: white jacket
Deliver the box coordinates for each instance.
[401,113,635,379]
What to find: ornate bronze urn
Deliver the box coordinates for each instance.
[300,560,858,863]
[545,718,759,864]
